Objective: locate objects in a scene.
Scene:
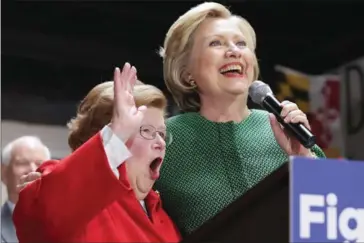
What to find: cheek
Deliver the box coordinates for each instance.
[9,166,26,181]
[243,50,257,75]
[128,138,150,159]
[192,50,219,80]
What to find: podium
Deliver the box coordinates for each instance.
[182,162,290,243]
[182,157,364,243]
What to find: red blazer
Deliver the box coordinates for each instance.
[13,133,181,243]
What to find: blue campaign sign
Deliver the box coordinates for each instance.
[290,157,364,243]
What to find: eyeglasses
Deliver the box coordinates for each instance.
[140,125,173,146]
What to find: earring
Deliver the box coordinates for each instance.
[188,74,197,88]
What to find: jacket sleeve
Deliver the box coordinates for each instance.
[13,127,132,241]
[312,144,326,158]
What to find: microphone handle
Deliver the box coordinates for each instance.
[262,95,316,149]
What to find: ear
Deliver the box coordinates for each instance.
[1,164,8,185]
[181,69,193,86]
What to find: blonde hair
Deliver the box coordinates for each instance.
[67,81,167,151]
[159,2,260,112]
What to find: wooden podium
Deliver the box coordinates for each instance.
[182,163,289,243]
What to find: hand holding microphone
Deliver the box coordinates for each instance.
[249,80,316,157]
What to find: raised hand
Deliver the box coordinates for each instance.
[110,63,146,142]
[16,172,42,192]
[269,100,315,157]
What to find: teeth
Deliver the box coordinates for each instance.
[219,65,242,73]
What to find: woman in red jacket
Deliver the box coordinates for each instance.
[13,63,181,243]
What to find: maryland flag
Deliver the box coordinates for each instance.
[274,65,343,158]
[274,65,310,113]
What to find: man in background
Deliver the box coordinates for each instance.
[1,136,51,243]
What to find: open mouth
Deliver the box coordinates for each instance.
[219,63,244,76]
[149,157,163,180]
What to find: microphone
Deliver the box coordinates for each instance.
[248,80,316,149]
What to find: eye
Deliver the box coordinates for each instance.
[209,40,222,46]
[141,127,155,137]
[142,128,152,133]
[236,40,247,47]
[157,131,166,139]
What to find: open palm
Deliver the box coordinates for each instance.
[110,63,146,142]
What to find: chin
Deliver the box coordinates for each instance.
[221,80,249,94]
[136,177,155,194]
[225,86,247,96]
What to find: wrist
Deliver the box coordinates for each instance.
[300,150,317,158]
[109,123,130,143]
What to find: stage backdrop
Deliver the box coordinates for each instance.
[337,57,364,160]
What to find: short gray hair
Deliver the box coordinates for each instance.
[1,136,51,166]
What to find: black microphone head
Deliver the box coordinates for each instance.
[248,80,273,105]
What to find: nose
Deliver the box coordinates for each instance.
[225,43,242,58]
[153,135,166,151]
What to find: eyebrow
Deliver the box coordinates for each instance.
[142,124,166,130]
[204,33,246,41]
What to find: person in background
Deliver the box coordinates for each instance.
[13,63,181,243]
[156,2,326,236]
[1,136,50,243]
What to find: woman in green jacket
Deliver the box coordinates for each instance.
[156,1,325,236]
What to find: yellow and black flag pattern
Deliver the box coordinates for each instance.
[274,65,343,158]
[274,65,310,113]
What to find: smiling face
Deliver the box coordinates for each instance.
[125,107,167,200]
[187,17,257,98]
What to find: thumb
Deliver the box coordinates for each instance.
[269,113,284,139]
[136,105,147,119]
[137,105,147,113]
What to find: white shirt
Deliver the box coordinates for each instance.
[100,125,147,213]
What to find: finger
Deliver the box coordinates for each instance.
[25,172,42,183]
[281,100,292,106]
[135,105,147,120]
[19,174,28,185]
[16,182,30,193]
[114,67,122,104]
[291,114,311,130]
[131,67,137,87]
[138,105,147,112]
[284,110,305,123]
[120,62,131,91]
[281,102,298,117]
[127,66,137,93]
[133,68,138,87]
[269,113,290,153]
[269,113,284,137]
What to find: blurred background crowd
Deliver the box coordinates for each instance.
[2,0,364,241]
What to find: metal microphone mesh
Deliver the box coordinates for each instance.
[248,80,273,105]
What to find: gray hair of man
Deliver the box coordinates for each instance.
[2,136,51,166]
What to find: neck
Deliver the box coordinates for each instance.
[134,191,148,201]
[199,94,250,123]
[8,192,18,204]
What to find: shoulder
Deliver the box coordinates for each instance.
[167,113,194,124]
[1,202,12,221]
[166,113,199,131]
[247,109,271,126]
[1,203,7,216]
[251,108,270,117]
